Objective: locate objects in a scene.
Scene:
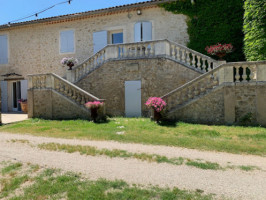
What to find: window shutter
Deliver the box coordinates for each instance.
[60,30,74,53]
[134,22,141,42]
[142,21,152,41]
[93,31,108,53]
[1,81,8,112]
[20,80,28,100]
[0,35,8,64]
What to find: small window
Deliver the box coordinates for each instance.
[0,34,8,64]
[60,30,74,53]
[112,32,123,44]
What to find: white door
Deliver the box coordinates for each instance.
[21,80,28,100]
[125,80,141,117]
[1,81,8,112]
[93,30,108,54]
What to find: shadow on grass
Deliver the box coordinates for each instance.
[157,120,177,127]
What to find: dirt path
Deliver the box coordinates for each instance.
[0,132,265,200]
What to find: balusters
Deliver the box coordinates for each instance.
[191,54,196,68]
[235,66,240,82]
[81,95,85,105]
[171,44,175,58]
[176,46,180,61]
[150,43,155,56]
[139,45,144,57]
[186,51,190,65]
[242,65,248,82]
[181,50,186,63]
[202,58,206,72]
[249,65,256,81]
[196,56,201,69]
[124,46,128,57]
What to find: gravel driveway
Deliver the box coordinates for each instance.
[0,132,265,200]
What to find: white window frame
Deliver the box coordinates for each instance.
[0,33,9,65]
[59,29,75,54]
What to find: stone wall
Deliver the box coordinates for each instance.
[0,6,189,80]
[76,58,202,116]
[167,83,266,126]
[169,87,225,124]
[28,89,90,120]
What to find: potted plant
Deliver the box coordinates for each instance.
[85,101,104,122]
[145,97,167,122]
[61,57,78,70]
[18,99,27,113]
[205,43,233,60]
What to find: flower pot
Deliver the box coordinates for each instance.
[153,109,162,123]
[67,63,74,70]
[91,107,98,122]
[216,53,226,61]
[20,102,28,113]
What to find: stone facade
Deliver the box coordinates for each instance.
[76,58,201,116]
[28,89,90,119]
[167,83,266,126]
[169,87,225,124]
[0,6,189,81]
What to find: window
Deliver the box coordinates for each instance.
[0,34,8,64]
[60,30,74,53]
[134,21,152,42]
[112,32,123,44]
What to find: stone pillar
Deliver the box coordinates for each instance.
[66,70,76,83]
[218,64,234,85]
[105,46,118,60]
[27,89,34,118]
[224,85,235,124]
[256,83,266,126]
[256,64,266,81]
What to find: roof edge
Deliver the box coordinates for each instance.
[0,0,175,30]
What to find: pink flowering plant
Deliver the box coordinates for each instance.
[85,101,104,109]
[145,97,167,113]
[205,43,233,55]
[61,57,78,67]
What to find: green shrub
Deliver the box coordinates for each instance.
[160,0,245,62]
[243,0,266,61]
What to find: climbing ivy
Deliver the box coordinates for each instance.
[243,0,266,61]
[160,0,245,62]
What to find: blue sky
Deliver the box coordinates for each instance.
[0,0,147,25]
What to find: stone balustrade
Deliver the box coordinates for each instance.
[67,39,218,83]
[162,61,266,113]
[28,73,104,108]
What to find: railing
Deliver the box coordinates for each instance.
[162,61,265,113]
[67,39,218,83]
[28,73,104,108]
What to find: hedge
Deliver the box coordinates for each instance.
[243,0,266,61]
[160,0,245,62]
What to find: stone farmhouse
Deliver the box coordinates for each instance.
[0,0,265,126]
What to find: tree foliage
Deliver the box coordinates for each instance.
[243,0,266,61]
[160,0,245,62]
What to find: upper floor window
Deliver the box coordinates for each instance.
[134,21,152,42]
[60,30,74,53]
[0,34,8,64]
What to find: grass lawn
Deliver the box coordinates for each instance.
[0,118,265,156]
[0,162,214,200]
